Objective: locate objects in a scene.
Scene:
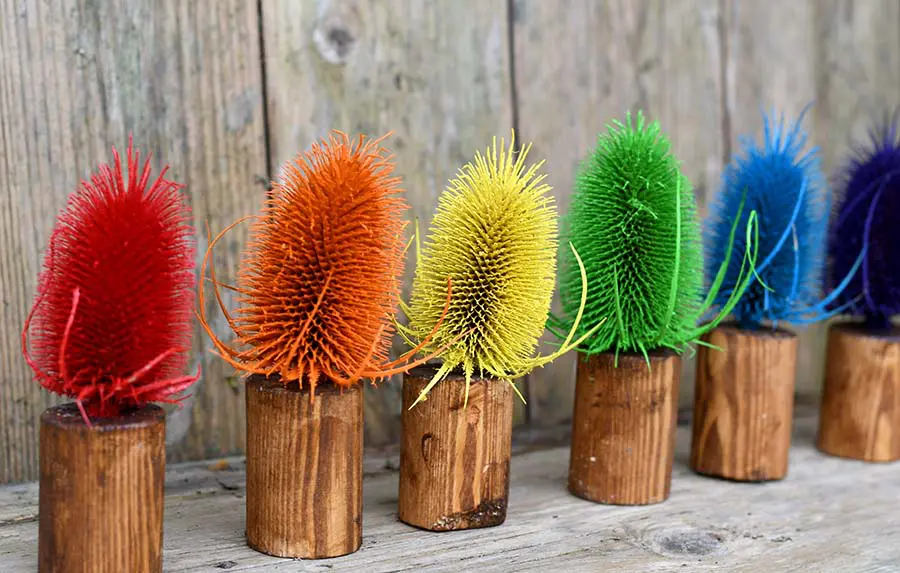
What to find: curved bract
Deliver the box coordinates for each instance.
[556,112,759,360]
[402,133,597,407]
[828,116,900,328]
[22,143,199,424]
[200,131,443,395]
[707,111,841,329]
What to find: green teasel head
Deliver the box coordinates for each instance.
[554,111,760,362]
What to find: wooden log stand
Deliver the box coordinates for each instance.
[245,375,363,559]
[817,323,900,462]
[399,364,514,531]
[568,350,680,505]
[690,324,798,481]
[39,403,165,573]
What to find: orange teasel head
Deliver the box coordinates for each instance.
[199,131,448,395]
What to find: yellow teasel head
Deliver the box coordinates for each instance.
[399,132,602,408]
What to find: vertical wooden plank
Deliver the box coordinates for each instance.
[512,0,726,424]
[721,0,820,397]
[0,0,44,485]
[813,0,900,172]
[261,0,517,445]
[723,0,817,128]
[0,0,267,482]
[810,0,900,394]
[724,0,900,397]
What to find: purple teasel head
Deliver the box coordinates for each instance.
[827,114,900,330]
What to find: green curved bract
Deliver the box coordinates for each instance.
[557,112,733,358]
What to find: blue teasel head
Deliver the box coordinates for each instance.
[827,114,900,329]
[706,110,854,330]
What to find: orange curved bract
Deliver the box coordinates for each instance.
[199,131,433,395]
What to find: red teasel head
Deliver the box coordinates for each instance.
[199,131,450,396]
[22,141,200,424]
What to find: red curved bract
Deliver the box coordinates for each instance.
[22,142,199,423]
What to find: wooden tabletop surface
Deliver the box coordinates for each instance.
[1,409,898,572]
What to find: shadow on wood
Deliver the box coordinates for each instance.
[569,351,680,505]
[39,404,165,573]
[818,324,900,462]
[399,365,514,531]
[691,325,797,481]
[245,376,363,558]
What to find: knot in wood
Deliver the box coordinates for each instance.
[639,526,728,558]
[313,16,357,64]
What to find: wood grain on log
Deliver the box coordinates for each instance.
[568,351,680,505]
[399,365,514,531]
[817,323,900,462]
[691,325,798,481]
[39,404,165,573]
[245,376,363,558]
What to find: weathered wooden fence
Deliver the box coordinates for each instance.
[1,0,897,484]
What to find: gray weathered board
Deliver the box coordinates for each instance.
[1,409,898,572]
[2,0,899,483]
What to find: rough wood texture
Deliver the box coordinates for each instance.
[817,324,900,462]
[511,0,725,424]
[399,365,514,531]
[7,407,899,572]
[4,0,900,485]
[38,404,165,573]
[245,376,362,558]
[260,0,518,445]
[0,0,266,484]
[569,351,680,505]
[813,0,900,172]
[691,325,798,481]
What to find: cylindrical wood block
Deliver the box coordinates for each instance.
[690,325,798,481]
[817,323,900,462]
[568,350,680,505]
[245,375,363,558]
[39,404,165,573]
[398,365,514,531]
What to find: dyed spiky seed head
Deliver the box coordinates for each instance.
[557,112,704,356]
[707,112,827,329]
[406,134,558,383]
[828,116,900,327]
[23,143,198,420]
[200,132,407,392]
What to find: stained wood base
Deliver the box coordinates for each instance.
[690,325,797,481]
[568,350,680,505]
[817,323,900,462]
[398,365,514,531]
[245,376,363,558]
[39,404,165,573]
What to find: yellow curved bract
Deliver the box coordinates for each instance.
[402,132,600,407]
